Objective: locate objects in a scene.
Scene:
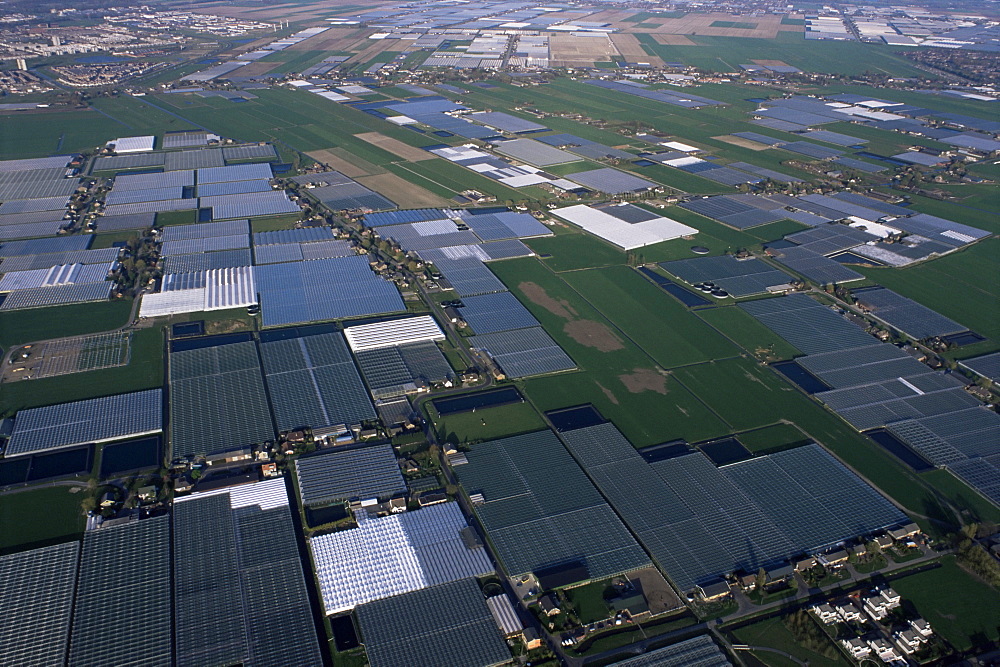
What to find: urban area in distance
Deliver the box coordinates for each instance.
[0,0,998,665]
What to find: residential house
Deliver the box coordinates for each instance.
[822,549,849,567]
[863,587,901,620]
[522,627,543,650]
[765,563,794,583]
[539,594,561,617]
[894,628,926,655]
[910,618,933,638]
[888,523,920,541]
[841,637,871,659]
[869,637,903,663]
[794,556,817,572]
[698,579,732,601]
[835,602,863,623]
[811,603,840,625]
[388,497,407,513]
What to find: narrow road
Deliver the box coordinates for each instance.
[733,644,806,665]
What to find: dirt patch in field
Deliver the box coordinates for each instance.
[596,381,620,405]
[619,367,668,394]
[355,173,451,208]
[354,132,434,161]
[713,135,771,151]
[752,59,792,67]
[564,320,623,352]
[305,148,384,178]
[610,33,664,67]
[651,34,697,45]
[632,567,684,614]
[519,281,578,320]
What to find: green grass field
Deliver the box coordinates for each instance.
[0,326,163,416]
[730,616,849,667]
[710,21,757,29]
[559,265,739,369]
[892,556,1000,652]
[673,357,819,432]
[695,305,802,361]
[0,300,133,352]
[526,231,626,272]
[0,486,86,554]
[429,400,547,445]
[636,31,930,77]
[737,423,810,452]
[90,96,199,135]
[0,109,122,159]
[489,258,730,445]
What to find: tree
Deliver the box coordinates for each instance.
[755,567,767,592]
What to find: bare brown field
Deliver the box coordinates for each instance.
[713,135,771,150]
[287,27,371,51]
[549,34,618,66]
[610,33,664,66]
[305,148,384,178]
[577,9,637,23]
[354,132,434,161]
[651,34,697,46]
[356,173,452,208]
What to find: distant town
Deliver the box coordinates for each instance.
[0,0,997,666]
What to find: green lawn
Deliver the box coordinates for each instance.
[565,581,611,624]
[250,214,302,233]
[0,486,86,554]
[891,556,1000,652]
